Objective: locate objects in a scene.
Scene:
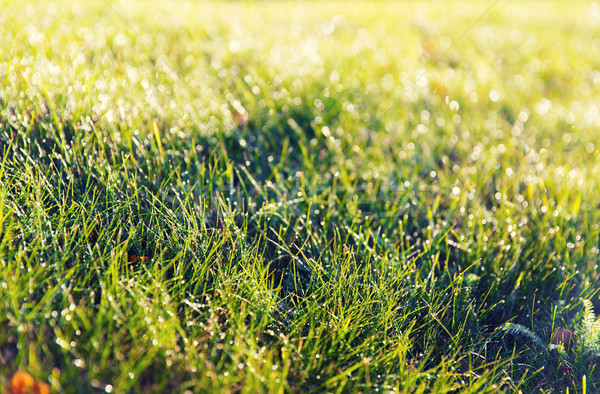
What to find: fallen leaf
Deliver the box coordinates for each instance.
[127,254,151,263]
[552,327,575,348]
[5,370,50,394]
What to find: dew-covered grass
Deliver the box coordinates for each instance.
[1,0,600,392]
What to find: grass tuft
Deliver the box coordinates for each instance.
[1,0,600,392]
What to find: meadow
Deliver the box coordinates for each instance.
[2,0,600,392]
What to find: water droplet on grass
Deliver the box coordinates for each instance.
[489,90,500,102]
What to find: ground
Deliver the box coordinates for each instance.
[1,0,600,392]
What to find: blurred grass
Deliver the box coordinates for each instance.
[1,0,600,392]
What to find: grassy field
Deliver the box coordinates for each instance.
[1,0,600,392]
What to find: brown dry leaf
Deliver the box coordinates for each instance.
[232,111,249,130]
[5,370,50,394]
[127,254,151,263]
[552,327,575,348]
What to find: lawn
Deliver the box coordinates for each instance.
[1,0,600,392]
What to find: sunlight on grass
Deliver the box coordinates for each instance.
[1,0,600,392]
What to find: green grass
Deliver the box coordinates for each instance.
[1,0,600,392]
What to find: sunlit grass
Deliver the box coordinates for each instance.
[1,0,600,392]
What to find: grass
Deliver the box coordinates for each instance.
[1,0,600,392]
